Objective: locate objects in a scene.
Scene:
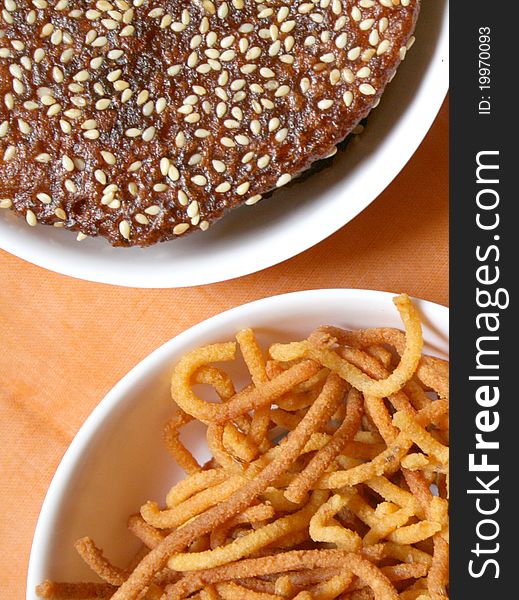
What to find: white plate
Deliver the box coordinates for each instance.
[1,1,448,288]
[26,288,448,597]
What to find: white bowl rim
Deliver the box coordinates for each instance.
[26,288,448,596]
[2,2,449,289]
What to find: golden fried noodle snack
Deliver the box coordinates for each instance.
[37,294,449,600]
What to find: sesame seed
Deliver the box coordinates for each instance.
[245,195,262,205]
[236,182,250,195]
[55,207,67,220]
[276,173,291,187]
[318,99,334,110]
[173,223,190,235]
[195,128,211,138]
[144,205,160,215]
[142,126,156,141]
[26,210,37,226]
[336,32,348,49]
[212,160,226,173]
[187,200,199,218]
[178,190,189,206]
[191,175,207,186]
[119,220,131,239]
[359,83,376,95]
[62,155,74,171]
[343,91,354,107]
[216,182,231,192]
[360,18,375,31]
[37,193,52,204]
[135,213,149,225]
[0,198,13,209]
[347,47,361,61]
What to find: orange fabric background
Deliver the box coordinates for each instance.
[0,100,448,596]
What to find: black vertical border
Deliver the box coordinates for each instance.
[450,1,517,597]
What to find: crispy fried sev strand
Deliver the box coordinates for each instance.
[195,364,259,465]
[128,515,165,549]
[166,470,228,507]
[401,469,434,518]
[163,411,200,475]
[344,589,375,600]
[171,341,320,424]
[414,400,449,429]
[404,380,432,411]
[308,325,449,400]
[401,454,444,472]
[274,575,295,597]
[427,536,449,600]
[141,476,245,529]
[300,571,355,600]
[75,538,128,586]
[309,491,362,551]
[382,543,433,569]
[167,490,327,571]
[270,295,423,398]
[236,329,271,450]
[145,584,167,599]
[366,477,424,520]
[165,550,399,600]
[207,423,245,472]
[292,592,313,600]
[317,433,413,489]
[199,585,219,600]
[270,408,304,430]
[392,412,448,464]
[189,535,211,553]
[222,422,258,462]
[35,581,116,599]
[111,373,345,599]
[261,488,304,512]
[363,506,413,545]
[209,503,276,548]
[366,345,393,370]
[215,581,283,600]
[272,567,342,590]
[350,564,429,589]
[193,365,236,401]
[164,366,237,474]
[399,592,431,600]
[388,522,442,545]
[337,347,416,416]
[285,388,363,504]
[164,365,235,473]
[364,395,399,444]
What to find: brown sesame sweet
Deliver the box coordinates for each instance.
[0,0,420,247]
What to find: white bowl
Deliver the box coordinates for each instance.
[1,1,448,288]
[26,288,448,597]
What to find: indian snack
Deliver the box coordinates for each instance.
[37,293,449,599]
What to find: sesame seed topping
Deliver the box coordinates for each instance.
[26,210,37,226]
[359,83,376,96]
[119,220,130,239]
[0,0,418,243]
[276,173,292,188]
[173,223,190,235]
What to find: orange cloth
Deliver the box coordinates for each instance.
[0,100,447,596]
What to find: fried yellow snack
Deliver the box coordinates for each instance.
[38,296,449,600]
